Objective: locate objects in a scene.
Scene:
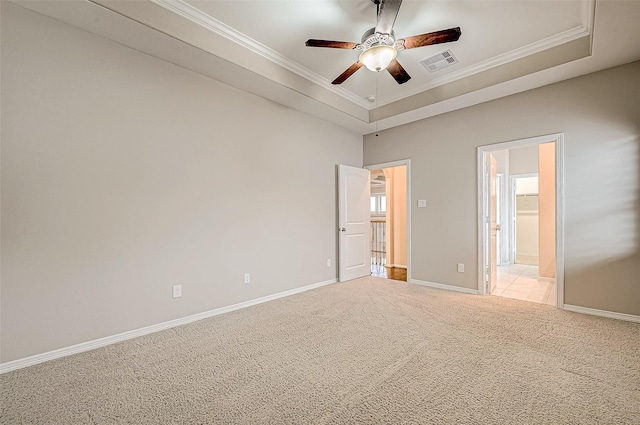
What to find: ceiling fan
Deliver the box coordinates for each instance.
[305,0,461,85]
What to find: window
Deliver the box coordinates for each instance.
[370,194,386,215]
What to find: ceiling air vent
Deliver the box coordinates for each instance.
[420,50,458,73]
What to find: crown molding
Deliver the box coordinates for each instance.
[150,0,371,109]
[152,0,596,112]
[380,0,596,107]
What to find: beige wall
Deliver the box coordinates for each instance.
[364,61,640,316]
[383,166,407,267]
[0,4,362,362]
[538,142,556,278]
[509,145,539,175]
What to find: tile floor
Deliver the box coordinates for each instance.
[493,264,556,306]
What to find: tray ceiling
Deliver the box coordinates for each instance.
[13,0,640,134]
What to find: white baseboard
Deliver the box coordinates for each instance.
[563,304,640,324]
[410,279,479,295]
[0,278,337,374]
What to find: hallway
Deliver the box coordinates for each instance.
[371,265,407,282]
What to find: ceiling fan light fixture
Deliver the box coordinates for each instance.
[359,45,397,72]
[305,1,461,85]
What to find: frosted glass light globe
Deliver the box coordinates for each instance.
[359,45,397,72]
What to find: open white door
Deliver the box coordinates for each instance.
[338,165,371,282]
[489,154,498,293]
[483,153,498,294]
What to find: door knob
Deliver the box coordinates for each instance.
[340,228,346,232]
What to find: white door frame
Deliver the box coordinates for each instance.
[477,134,565,308]
[495,173,503,266]
[364,160,411,283]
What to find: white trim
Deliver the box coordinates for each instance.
[495,173,504,266]
[150,0,369,108]
[477,133,565,310]
[583,0,597,52]
[365,159,410,169]
[410,279,479,295]
[503,155,511,264]
[511,172,538,179]
[383,26,588,107]
[152,0,595,111]
[555,139,565,307]
[364,160,411,283]
[476,150,486,293]
[380,0,595,107]
[0,278,336,374]
[563,305,640,324]
[479,133,564,151]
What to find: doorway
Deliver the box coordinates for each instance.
[365,161,411,282]
[477,135,564,307]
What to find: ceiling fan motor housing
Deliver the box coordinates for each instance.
[356,27,396,51]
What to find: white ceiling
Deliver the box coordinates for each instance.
[14,0,640,135]
[187,0,585,104]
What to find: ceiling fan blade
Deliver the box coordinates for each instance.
[305,39,358,49]
[375,0,403,35]
[332,62,364,85]
[397,27,462,50]
[386,59,411,84]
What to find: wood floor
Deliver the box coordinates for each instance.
[371,265,407,282]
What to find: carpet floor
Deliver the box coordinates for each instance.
[1,276,639,424]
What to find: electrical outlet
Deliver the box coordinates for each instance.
[327,259,332,267]
[172,284,182,298]
[457,263,465,273]
[244,273,251,284]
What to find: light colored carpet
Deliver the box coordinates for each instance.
[2,276,639,424]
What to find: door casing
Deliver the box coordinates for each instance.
[489,154,498,294]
